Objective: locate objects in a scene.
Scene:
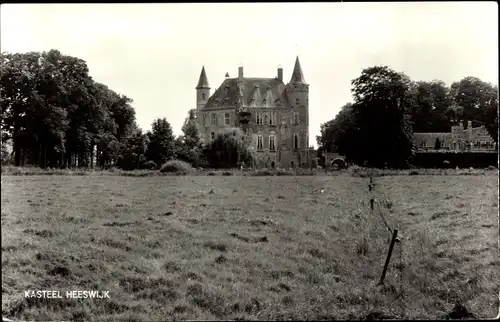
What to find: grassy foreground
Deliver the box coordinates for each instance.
[1,173,499,320]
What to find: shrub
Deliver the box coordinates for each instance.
[251,169,274,176]
[160,160,193,174]
[222,171,233,176]
[142,160,157,170]
[277,169,294,176]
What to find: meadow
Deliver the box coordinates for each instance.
[1,170,499,320]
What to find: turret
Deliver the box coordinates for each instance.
[196,66,210,122]
[285,57,309,149]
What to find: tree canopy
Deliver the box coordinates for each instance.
[1,50,136,168]
[317,66,498,168]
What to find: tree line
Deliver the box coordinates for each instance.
[1,49,257,170]
[316,66,498,168]
[2,50,497,170]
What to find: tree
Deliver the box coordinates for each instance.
[434,138,441,150]
[175,109,205,166]
[316,103,357,158]
[0,49,137,169]
[450,77,498,142]
[116,123,149,170]
[145,118,176,167]
[410,80,454,133]
[349,66,415,168]
[203,128,254,169]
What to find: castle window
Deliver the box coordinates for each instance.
[296,98,299,105]
[269,135,276,152]
[202,93,206,100]
[263,113,268,125]
[294,134,299,149]
[270,112,275,125]
[257,135,263,150]
[256,112,261,125]
[211,132,215,140]
[293,112,299,125]
[211,113,216,126]
[224,113,230,126]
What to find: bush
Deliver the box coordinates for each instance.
[276,169,294,176]
[251,169,274,176]
[159,160,193,174]
[222,171,233,176]
[142,160,157,170]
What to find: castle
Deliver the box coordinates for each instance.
[195,57,316,169]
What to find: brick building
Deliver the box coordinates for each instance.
[195,57,316,168]
[413,120,497,153]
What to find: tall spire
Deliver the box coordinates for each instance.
[289,56,307,85]
[196,66,210,89]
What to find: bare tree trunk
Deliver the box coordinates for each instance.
[14,141,21,166]
[90,145,94,169]
[43,143,47,169]
[37,143,42,168]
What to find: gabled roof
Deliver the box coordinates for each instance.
[196,66,210,89]
[289,56,307,85]
[202,77,290,110]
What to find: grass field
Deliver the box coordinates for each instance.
[1,172,499,320]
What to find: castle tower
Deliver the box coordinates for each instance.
[285,57,309,163]
[196,66,211,124]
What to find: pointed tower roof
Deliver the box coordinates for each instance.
[196,66,210,89]
[289,56,307,85]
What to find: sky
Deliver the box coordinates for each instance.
[1,2,498,147]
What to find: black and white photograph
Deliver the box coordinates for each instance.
[1,2,499,321]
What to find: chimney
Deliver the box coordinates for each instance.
[238,67,243,81]
[277,67,283,81]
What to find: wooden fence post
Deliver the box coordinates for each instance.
[379,229,399,285]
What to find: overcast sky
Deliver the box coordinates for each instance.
[1,2,498,147]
